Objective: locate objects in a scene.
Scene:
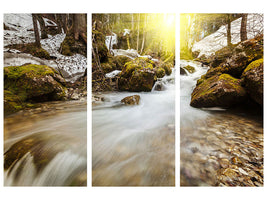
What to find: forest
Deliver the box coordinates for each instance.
[92,13,176,186]
[180,13,263,186]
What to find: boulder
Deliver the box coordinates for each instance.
[180,67,187,75]
[183,65,195,74]
[121,95,140,105]
[190,74,247,108]
[241,59,263,106]
[118,57,155,92]
[4,64,66,115]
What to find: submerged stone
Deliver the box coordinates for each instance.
[121,95,140,105]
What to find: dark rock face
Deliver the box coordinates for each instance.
[191,74,247,108]
[118,57,155,92]
[241,59,263,106]
[4,64,66,115]
[121,95,140,105]
[191,35,263,108]
[180,67,187,75]
[183,65,195,74]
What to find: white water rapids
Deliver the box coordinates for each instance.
[92,70,175,186]
[4,100,87,186]
[180,60,211,126]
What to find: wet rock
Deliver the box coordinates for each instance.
[183,65,195,73]
[180,67,186,75]
[118,57,155,92]
[121,95,140,105]
[190,74,247,108]
[241,59,263,106]
[4,64,66,115]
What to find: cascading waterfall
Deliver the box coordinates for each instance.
[92,69,175,186]
[4,100,87,186]
[180,60,210,126]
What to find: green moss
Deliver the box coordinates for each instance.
[4,64,56,80]
[4,64,65,115]
[243,58,263,73]
[61,35,75,56]
[6,43,50,59]
[183,65,195,73]
[156,67,166,78]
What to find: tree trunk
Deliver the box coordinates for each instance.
[227,14,232,47]
[140,14,146,54]
[32,14,41,47]
[136,13,140,52]
[36,14,48,39]
[240,13,248,41]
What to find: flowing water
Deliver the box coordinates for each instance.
[92,71,175,186]
[180,60,263,186]
[4,100,87,186]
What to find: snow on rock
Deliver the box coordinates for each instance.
[112,49,139,59]
[41,33,86,82]
[41,33,66,57]
[4,14,35,46]
[105,32,118,50]
[43,18,57,27]
[105,70,121,78]
[192,14,264,58]
[123,29,130,36]
[4,52,57,68]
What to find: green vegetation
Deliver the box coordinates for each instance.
[6,43,50,59]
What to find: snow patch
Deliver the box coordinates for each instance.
[105,70,121,78]
[192,14,263,57]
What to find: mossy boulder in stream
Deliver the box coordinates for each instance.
[183,65,195,74]
[191,74,247,108]
[241,59,263,106]
[4,64,66,115]
[118,57,155,92]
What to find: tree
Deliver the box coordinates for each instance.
[226,14,232,47]
[32,14,41,47]
[240,13,248,41]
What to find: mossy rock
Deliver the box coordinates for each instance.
[191,74,247,108]
[113,55,132,70]
[118,57,155,92]
[183,65,195,74]
[241,59,263,106]
[155,67,166,78]
[92,30,109,62]
[159,62,173,76]
[6,43,50,59]
[4,64,66,115]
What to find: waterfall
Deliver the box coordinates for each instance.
[180,60,210,126]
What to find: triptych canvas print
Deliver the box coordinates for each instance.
[2,13,263,187]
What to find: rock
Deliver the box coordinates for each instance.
[241,59,263,106]
[4,64,66,115]
[180,67,187,75]
[183,65,195,73]
[113,55,132,70]
[190,74,247,108]
[121,95,140,105]
[118,57,155,92]
[155,67,166,78]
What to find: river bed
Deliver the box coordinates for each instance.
[180,60,263,186]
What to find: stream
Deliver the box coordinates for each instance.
[92,70,175,186]
[4,100,87,186]
[180,60,263,186]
